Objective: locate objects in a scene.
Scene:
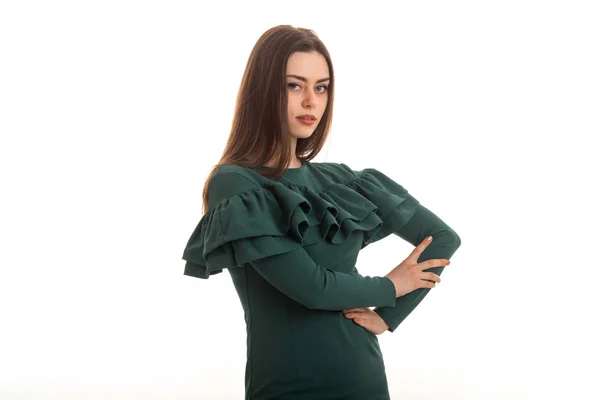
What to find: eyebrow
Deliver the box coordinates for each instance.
[286,74,330,83]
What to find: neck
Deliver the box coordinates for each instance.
[289,138,302,167]
[263,138,302,169]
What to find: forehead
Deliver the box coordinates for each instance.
[286,51,329,78]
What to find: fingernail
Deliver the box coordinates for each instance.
[427,236,432,241]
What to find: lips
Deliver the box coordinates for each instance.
[297,115,316,120]
[297,117,316,126]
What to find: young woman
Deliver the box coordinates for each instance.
[182,25,461,400]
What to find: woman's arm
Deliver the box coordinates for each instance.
[250,247,397,311]
[373,202,461,332]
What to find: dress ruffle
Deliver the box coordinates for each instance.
[182,168,420,279]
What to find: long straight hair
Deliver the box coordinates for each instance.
[201,25,335,215]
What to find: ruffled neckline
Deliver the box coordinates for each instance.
[182,164,421,279]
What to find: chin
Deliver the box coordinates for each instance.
[292,131,315,139]
[295,125,318,137]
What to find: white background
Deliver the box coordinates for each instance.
[1,1,599,399]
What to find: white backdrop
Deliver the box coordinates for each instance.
[1,1,599,399]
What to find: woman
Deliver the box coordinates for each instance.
[182,25,461,400]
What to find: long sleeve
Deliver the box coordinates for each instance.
[250,246,397,311]
[373,202,461,332]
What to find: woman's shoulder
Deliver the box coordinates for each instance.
[313,161,357,177]
[317,162,410,187]
[314,160,388,177]
[206,164,264,207]
[213,162,257,179]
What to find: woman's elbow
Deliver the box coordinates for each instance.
[446,228,461,254]
[436,227,461,254]
[451,229,461,250]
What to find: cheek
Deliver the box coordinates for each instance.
[287,94,296,109]
[319,101,328,116]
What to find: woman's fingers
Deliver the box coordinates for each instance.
[344,308,370,318]
[419,258,450,270]
[422,280,436,289]
[348,313,365,322]
[408,236,433,262]
[423,272,441,283]
[343,307,369,314]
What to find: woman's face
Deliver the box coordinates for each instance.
[286,51,330,139]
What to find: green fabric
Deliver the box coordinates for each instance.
[374,204,461,332]
[182,161,461,400]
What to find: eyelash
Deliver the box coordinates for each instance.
[287,83,329,93]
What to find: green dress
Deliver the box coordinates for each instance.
[182,161,461,400]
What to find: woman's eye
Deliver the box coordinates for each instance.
[288,83,329,93]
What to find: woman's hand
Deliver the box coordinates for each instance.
[344,307,389,335]
[386,236,450,297]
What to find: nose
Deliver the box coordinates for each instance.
[302,91,317,109]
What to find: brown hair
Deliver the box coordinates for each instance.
[200,25,335,215]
